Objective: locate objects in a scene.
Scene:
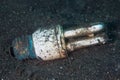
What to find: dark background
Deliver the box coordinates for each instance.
[0,0,120,80]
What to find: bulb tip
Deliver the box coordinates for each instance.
[12,35,36,60]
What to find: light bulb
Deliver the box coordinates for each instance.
[12,22,109,61]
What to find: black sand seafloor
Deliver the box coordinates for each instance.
[0,0,120,80]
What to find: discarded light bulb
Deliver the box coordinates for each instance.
[12,22,108,61]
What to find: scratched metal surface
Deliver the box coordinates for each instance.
[0,0,120,80]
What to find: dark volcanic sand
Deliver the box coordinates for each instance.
[0,0,120,80]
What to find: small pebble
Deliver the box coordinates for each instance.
[59,66,63,69]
